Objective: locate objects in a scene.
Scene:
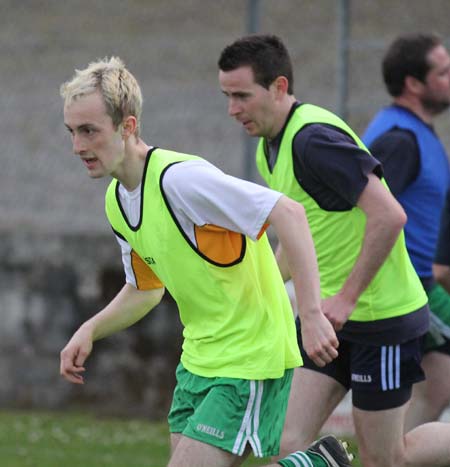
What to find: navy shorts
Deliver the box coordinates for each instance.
[297,327,425,411]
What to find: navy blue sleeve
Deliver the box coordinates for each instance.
[367,128,420,196]
[435,189,450,265]
[293,124,383,211]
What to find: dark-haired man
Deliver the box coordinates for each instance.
[363,33,450,431]
[219,33,450,466]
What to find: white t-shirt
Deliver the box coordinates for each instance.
[115,159,283,287]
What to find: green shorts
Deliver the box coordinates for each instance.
[425,283,450,351]
[168,363,293,458]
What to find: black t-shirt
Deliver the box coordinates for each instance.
[266,106,428,344]
[266,122,383,210]
[293,124,383,209]
[367,127,420,196]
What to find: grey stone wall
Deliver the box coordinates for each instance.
[0,232,183,418]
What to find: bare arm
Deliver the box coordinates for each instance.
[60,284,165,384]
[433,264,450,294]
[323,173,406,329]
[275,242,291,282]
[268,195,338,367]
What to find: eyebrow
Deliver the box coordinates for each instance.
[65,123,96,131]
[221,90,252,97]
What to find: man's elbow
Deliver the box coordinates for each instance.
[433,264,450,285]
[397,206,407,230]
[144,286,165,310]
[154,287,165,306]
[268,195,307,226]
[390,202,407,233]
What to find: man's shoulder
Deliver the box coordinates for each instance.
[369,126,418,155]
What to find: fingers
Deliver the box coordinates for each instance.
[60,348,87,385]
[310,345,339,367]
[329,317,344,332]
[307,335,339,367]
[61,367,86,385]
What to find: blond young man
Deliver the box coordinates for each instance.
[59,57,352,467]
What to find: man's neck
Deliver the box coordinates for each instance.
[116,138,151,191]
[393,96,433,125]
[268,95,297,140]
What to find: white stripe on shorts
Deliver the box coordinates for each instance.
[232,380,264,457]
[381,345,400,391]
[248,381,263,457]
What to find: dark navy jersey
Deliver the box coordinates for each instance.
[266,119,383,211]
[367,127,420,196]
[267,109,427,344]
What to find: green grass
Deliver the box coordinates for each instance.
[2,410,361,466]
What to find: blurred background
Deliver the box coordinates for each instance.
[1,0,450,426]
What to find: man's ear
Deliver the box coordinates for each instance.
[404,75,425,96]
[121,115,137,138]
[272,76,289,99]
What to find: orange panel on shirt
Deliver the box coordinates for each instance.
[131,251,164,290]
[257,223,269,240]
[194,224,244,265]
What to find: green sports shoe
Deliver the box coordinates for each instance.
[306,435,353,467]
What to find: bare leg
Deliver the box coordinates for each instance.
[171,433,182,455]
[168,435,250,467]
[354,403,450,467]
[169,431,350,467]
[169,434,319,467]
[353,404,406,467]
[278,367,347,457]
[405,351,450,430]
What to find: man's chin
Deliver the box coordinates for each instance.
[423,99,450,115]
[244,127,259,137]
[87,170,105,179]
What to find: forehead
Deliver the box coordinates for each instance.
[219,65,258,90]
[64,91,111,127]
[427,44,450,71]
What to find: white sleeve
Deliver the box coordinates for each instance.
[115,234,138,287]
[161,160,282,240]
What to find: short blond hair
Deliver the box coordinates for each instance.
[60,57,143,136]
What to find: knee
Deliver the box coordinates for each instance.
[422,385,450,413]
[279,428,312,456]
[358,440,406,467]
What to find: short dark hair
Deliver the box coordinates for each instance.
[218,34,294,94]
[382,33,443,97]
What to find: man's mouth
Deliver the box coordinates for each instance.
[82,157,98,169]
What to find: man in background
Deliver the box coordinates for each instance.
[363,33,450,430]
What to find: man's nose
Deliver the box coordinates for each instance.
[228,98,241,117]
[72,134,86,155]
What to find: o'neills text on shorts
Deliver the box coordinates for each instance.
[196,424,225,439]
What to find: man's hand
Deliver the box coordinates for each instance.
[60,324,94,384]
[59,284,164,385]
[300,313,339,367]
[322,293,355,331]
